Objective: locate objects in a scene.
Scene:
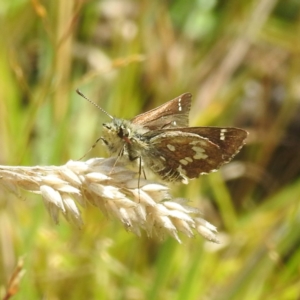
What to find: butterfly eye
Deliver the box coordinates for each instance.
[117,125,130,139]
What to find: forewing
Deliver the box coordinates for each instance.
[145,131,224,182]
[174,127,248,162]
[131,93,192,130]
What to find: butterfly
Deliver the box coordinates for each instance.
[77,90,248,183]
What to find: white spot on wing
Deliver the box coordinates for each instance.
[192,146,208,160]
[178,97,182,111]
[185,157,193,162]
[190,139,208,146]
[220,129,227,141]
[167,144,176,151]
[179,159,188,166]
[179,156,193,166]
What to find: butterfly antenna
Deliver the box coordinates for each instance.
[76,89,114,120]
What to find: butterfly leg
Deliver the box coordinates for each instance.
[77,137,105,160]
[127,153,145,202]
[107,145,125,177]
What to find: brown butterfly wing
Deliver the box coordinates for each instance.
[131,93,192,130]
[143,131,224,182]
[143,127,247,182]
[174,127,248,162]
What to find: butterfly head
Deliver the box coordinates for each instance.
[101,118,133,154]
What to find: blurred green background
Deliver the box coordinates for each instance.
[1,0,300,299]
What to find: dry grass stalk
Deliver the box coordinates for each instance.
[0,157,219,243]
